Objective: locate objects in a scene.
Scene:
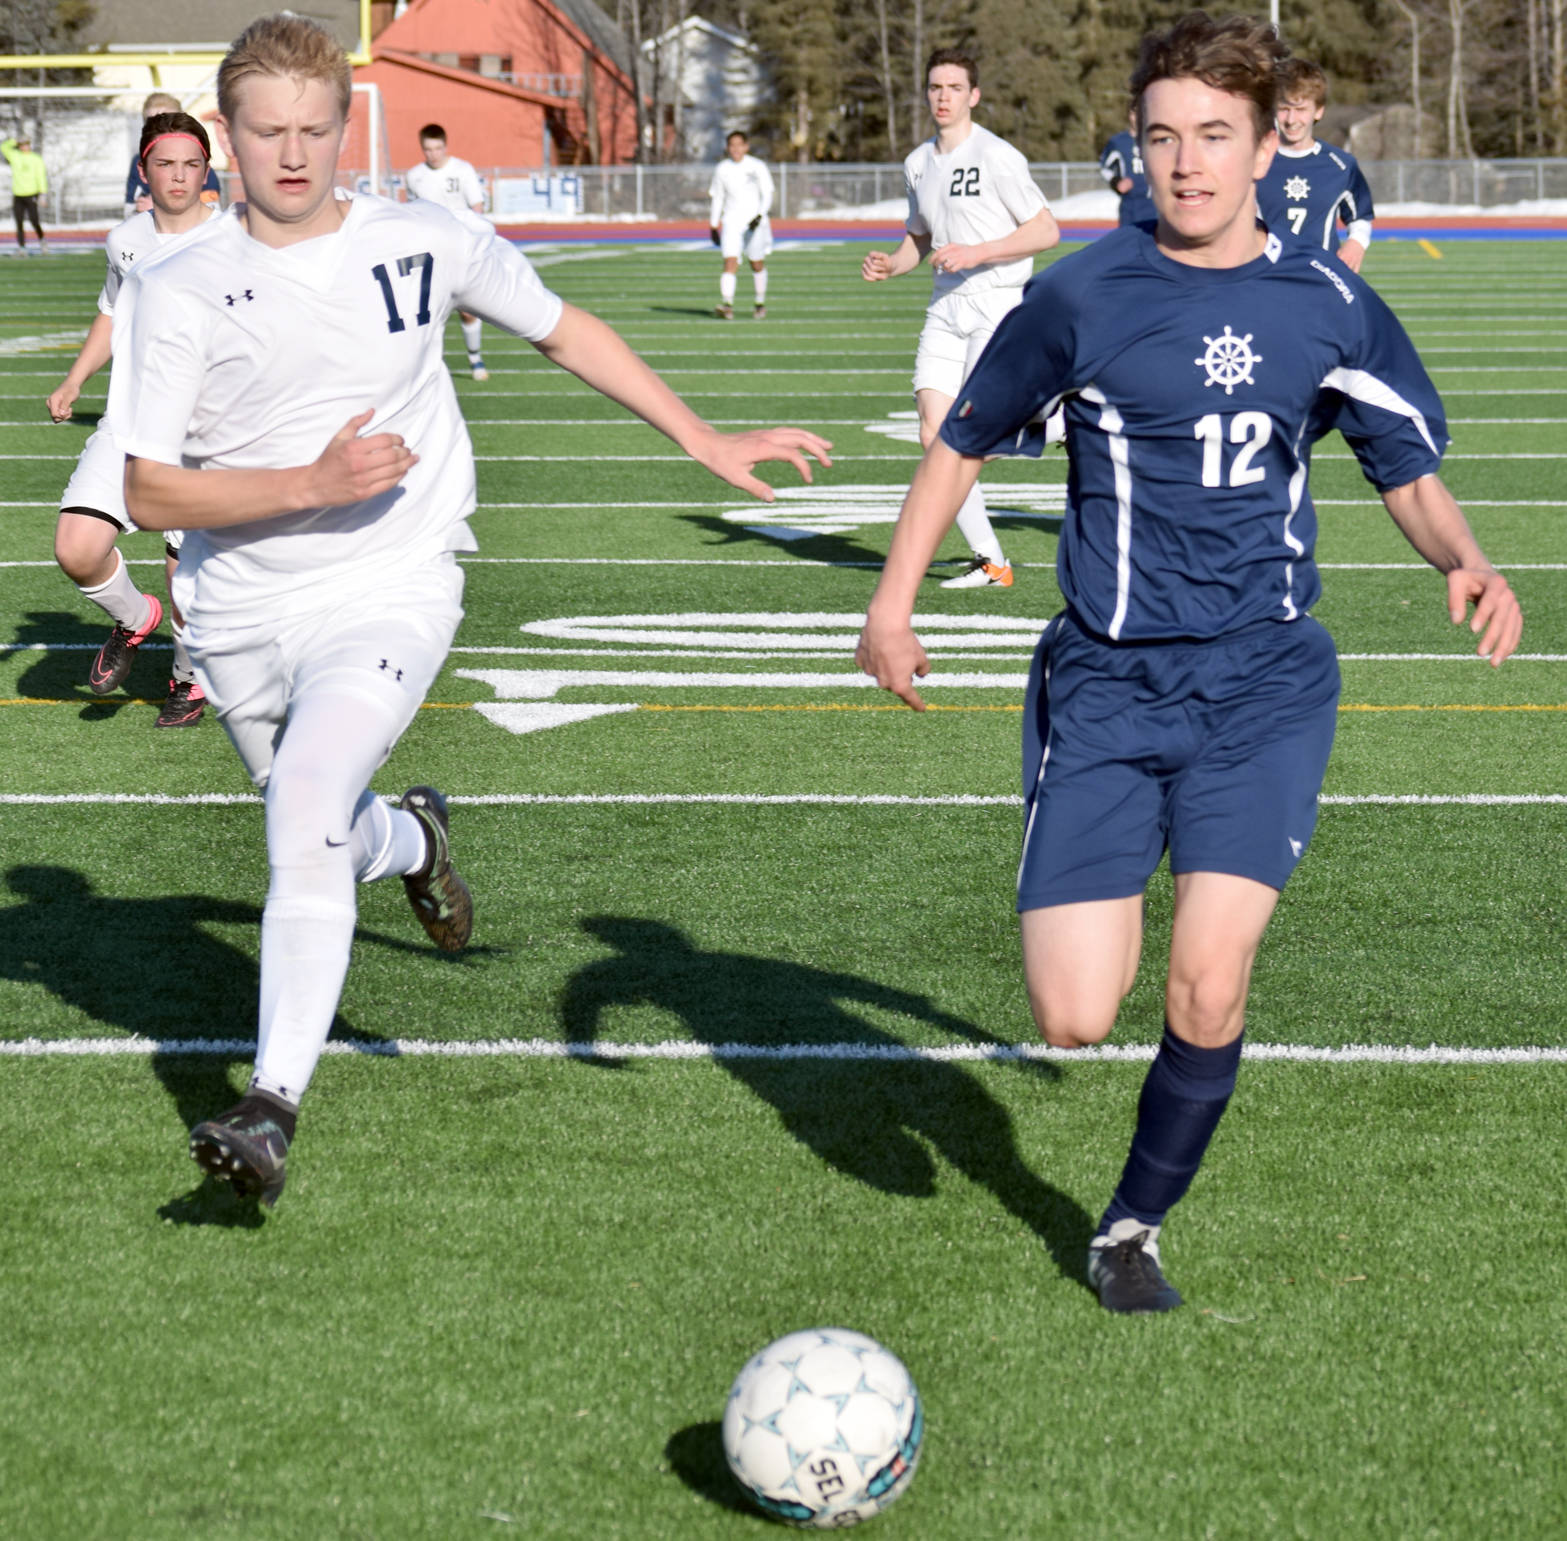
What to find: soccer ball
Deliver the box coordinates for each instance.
[722,1327,923,1528]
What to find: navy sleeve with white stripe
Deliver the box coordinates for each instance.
[941,227,1447,641]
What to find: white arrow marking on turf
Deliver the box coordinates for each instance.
[472,702,640,736]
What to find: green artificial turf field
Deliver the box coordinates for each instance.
[1,234,1564,1539]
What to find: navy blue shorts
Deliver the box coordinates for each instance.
[1017,611,1341,911]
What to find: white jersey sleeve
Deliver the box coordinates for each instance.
[98,209,157,315]
[448,206,563,339]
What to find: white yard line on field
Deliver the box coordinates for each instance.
[3,1036,1565,1065]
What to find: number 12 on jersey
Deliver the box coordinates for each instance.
[372,252,434,333]
[1195,411,1272,487]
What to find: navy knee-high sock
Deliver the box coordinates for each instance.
[1097,1023,1243,1235]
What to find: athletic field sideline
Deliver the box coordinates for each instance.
[1,239,1563,1539]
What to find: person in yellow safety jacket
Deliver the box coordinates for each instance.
[2,134,49,250]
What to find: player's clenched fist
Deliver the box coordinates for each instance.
[47,382,80,422]
[861,250,894,282]
[307,409,418,506]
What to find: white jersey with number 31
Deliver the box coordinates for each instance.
[109,194,563,627]
[904,123,1048,302]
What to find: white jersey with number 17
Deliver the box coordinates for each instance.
[904,123,1048,302]
[108,194,563,629]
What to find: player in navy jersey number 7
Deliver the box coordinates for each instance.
[857,11,1520,1313]
[112,13,831,1212]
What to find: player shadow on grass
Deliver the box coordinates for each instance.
[678,512,887,570]
[561,916,1095,1285]
[10,608,164,716]
[0,864,461,1225]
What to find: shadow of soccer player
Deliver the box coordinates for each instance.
[9,608,153,703]
[0,863,439,1141]
[678,512,887,570]
[560,916,1093,1282]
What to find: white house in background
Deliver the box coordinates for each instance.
[640,16,765,161]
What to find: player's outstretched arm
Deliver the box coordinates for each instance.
[932,206,1061,276]
[862,232,929,282]
[531,303,831,501]
[47,313,114,422]
[856,439,984,711]
[124,410,419,530]
[1382,473,1522,666]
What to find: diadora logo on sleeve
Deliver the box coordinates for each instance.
[1194,325,1263,395]
[1309,259,1356,305]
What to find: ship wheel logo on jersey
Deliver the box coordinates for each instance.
[1195,325,1263,395]
[1284,175,1310,201]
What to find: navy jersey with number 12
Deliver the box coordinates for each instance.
[942,226,1447,642]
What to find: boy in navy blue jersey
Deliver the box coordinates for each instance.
[1098,109,1155,227]
[857,11,1520,1313]
[1255,58,1374,271]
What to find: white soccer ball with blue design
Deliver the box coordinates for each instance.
[722,1327,923,1528]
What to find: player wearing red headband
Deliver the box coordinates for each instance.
[48,112,225,725]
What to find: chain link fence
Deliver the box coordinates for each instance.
[6,153,1566,229]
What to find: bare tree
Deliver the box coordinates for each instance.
[1446,0,1476,157]
[1393,0,1426,157]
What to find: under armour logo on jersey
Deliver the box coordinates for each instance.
[120,249,135,265]
[1284,175,1310,201]
[379,659,404,681]
[224,290,255,306]
[1195,325,1263,395]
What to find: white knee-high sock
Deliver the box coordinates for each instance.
[348,788,429,883]
[753,268,768,302]
[954,482,1005,565]
[170,621,196,685]
[250,695,405,1103]
[461,317,483,363]
[78,548,151,631]
[720,271,737,303]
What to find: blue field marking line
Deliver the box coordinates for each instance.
[4,1036,1566,1063]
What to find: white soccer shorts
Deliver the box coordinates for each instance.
[912,287,1025,400]
[59,420,183,551]
[186,557,465,789]
[720,215,773,262]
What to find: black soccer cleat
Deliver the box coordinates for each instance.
[400,785,473,952]
[155,677,206,728]
[88,594,163,695]
[1087,1228,1183,1314]
[189,1092,294,1209]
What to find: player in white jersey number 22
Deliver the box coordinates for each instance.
[405,123,491,378]
[709,130,773,320]
[862,48,1060,589]
[110,15,832,1211]
[48,111,222,727]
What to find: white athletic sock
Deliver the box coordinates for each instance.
[461,317,483,363]
[254,887,356,1101]
[78,548,151,632]
[348,788,429,883]
[954,483,1005,566]
[720,271,737,304]
[170,621,196,685]
[753,269,768,303]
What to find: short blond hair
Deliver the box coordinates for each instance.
[217,13,352,122]
[142,91,180,118]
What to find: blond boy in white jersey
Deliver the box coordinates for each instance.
[406,122,491,378]
[708,130,774,319]
[111,13,832,1211]
[862,48,1059,588]
[47,112,222,726]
